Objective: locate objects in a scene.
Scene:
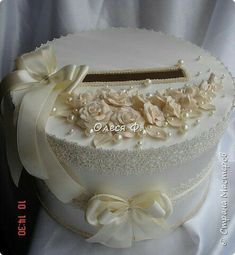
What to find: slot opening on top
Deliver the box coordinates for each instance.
[83,67,187,83]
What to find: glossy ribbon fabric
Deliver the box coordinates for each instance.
[85,192,173,248]
[0,45,89,202]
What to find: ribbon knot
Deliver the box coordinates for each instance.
[85,191,173,248]
[41,75,51,83]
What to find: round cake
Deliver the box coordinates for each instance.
[1,28,234,248]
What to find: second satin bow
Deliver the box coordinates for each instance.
[85,191,173,248]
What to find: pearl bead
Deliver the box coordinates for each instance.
[66,129,74,136]
[51,107,57,114]
[168,132,172,137]
[121,89,127,93]
[194,119,200,125]
[177,59,184,65]
[113,133,123,142]
[164,121,169,127]
[221,74,225,79]
[146,93,153,97]
[180,124,189,133]
[85,128,94,136]
[106,85,109,88]
[67,96,73,103]
[130,86,134,89]
[138,129,147,137]
[144,79,152,87]
[89,128,94,134]
[183,112,190,118]
[209,111,214,116]
[196,56,202,61]
[137,141,143,146]
[73,108,79,114]
[67,114,76,123]
[156,131,161,136]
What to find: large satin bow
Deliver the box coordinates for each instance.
[0,45,89,202]
[85,191,173,248]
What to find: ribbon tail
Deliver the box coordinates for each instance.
[16,82,85,202]
[37,88,85,202]
[1,97,23,186]
[87,216,133,248]
[0,70,39,185]
[131,210,170,241]
[0,69,36,104]
[17,84,52,179]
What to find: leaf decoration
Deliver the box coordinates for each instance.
[149,94,166,108]
[199,103,216,111]
[166,117,184,128]
[188,109,202,118]
[122,131,135,138]
[93,132,113,147]
[146,125,168,140]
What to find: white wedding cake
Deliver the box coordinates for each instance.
[0,28,234,248]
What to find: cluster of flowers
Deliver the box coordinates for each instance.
[54,73,221,147]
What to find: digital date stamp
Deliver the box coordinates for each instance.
[17,200,27,237]
[219,153,230,246]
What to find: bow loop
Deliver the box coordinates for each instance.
[15,45,57,81]
[86,194,128,226]
[130,191,173,218]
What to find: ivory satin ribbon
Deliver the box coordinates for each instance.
[85,191,173,248]
[0,45,89,202]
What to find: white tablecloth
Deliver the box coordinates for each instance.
[27,112,235,255]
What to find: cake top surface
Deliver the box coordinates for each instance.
[12,28,235,151]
